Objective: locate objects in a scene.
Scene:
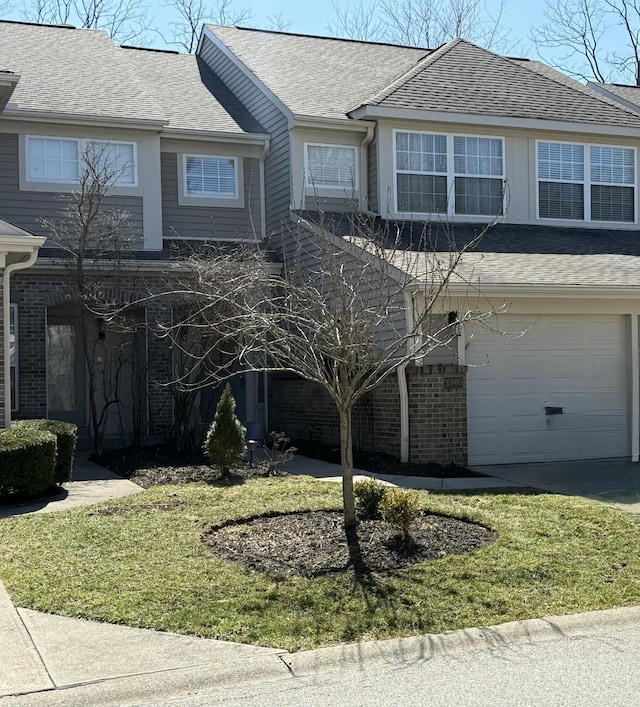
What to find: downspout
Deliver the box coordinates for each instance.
[3,250,41,427]
[258,139,271,240]
[398,289,416,463]
[359,124,375,211]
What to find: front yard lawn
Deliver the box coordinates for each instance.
[1,475,639,651]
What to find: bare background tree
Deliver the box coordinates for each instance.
[164,0,253,52]
[164,213,496,526]
[19,0,152,44]
[533,0,640,84]
[328,0,513,50]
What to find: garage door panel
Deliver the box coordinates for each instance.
[590,354,626,380]
[467,314,629,464]
[548,355,583,380]
[547,320,584,345]
[505,356,543,380]
[589,320,626,344]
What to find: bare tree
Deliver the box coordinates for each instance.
[41,141,144,456]
[329,0,513,51]
[163,211,497,527]
[19,0,153,44]
[533,0,640,85]
[165,0,254,52]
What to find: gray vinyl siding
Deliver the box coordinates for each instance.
[199,38,291,234]
[368,141,378,213]
[161,152,262,240]
[304,195,356,213]
[0,133,144,244]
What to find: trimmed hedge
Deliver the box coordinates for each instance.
[0,427,57,501]
[14,419,77,483]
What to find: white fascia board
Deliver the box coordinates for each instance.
[201,26,294,123]
[0,235,46,250]
[162,127,271,145]
[348,105,640,138]
[292,115,375,132]
[445,282,640,299]
[0,109,167,131]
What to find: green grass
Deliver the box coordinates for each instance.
[1,476,640,651]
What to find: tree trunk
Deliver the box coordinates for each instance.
[339,405,357,527]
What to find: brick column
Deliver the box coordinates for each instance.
[145,299,174,443]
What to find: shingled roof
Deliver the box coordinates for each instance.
[300,212,640,289]
[0,20,254,133]
[204,25,428,120]
[358,38,640,127]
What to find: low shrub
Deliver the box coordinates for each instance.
[204,384,246,476]
[0,426,57,501]
[354,478,387,518]
[14,419,77,483]
[379,488,421,539]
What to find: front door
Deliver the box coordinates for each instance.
[46,312,86,427]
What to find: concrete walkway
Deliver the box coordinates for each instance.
[1,454,639,704]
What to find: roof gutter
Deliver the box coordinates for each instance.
[162,128,271,145]
[347,105,640,138]
[0,109,167,131]
[291,115,376,132]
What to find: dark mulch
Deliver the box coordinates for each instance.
[203,510,497,576]
[353,451,486,479]
[96,443,485,489]
[95,445,282,489]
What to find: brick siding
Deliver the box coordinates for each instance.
[268,363,467,465]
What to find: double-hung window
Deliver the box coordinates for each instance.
[25,136,137,187]
[394,131,504,217]
[305,143,358,190]
[537,141,635,222]
[184,154,238,199]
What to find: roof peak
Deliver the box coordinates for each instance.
[0,18,76,30]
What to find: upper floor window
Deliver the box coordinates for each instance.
[25,136,137,186]
[537,141,635,223]
[305,143,358,189]
[184,154,238,198]
[394,131,504,217]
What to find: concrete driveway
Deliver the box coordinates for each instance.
[475,458,640,513]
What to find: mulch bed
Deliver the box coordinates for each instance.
[96,444,485,488]
[95,446,280,489]
[203,510,497,576]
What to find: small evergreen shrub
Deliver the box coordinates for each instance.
[14,419,77,483]
[204,384,246,476]
[0,427,57,501]
[379,488,421,539]
[354,478,387,518]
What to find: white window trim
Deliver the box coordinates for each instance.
[10,303,17,413]
[23,135,138,189]
[536,139,638,224]
[178,153,245,209]
[304,142,359,193]
[392,129,506,219]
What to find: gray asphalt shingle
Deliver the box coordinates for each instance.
[205,25,428,120]
[363,38,640,127]
[0,20,250,133]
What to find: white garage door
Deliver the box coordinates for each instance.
[466,315,629,465]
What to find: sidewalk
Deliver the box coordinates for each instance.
[0,454,624,706]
